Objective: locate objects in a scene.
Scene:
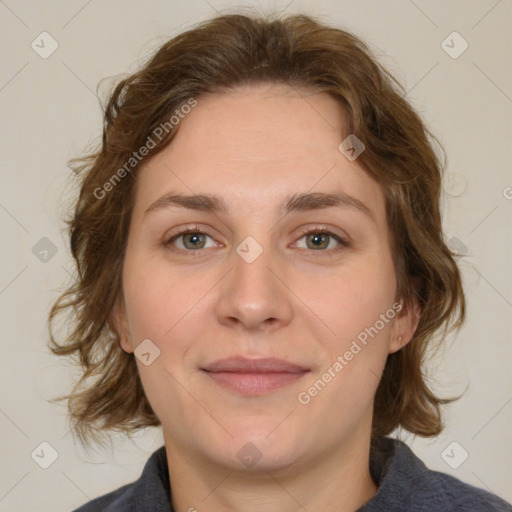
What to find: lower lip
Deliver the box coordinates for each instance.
[203,371,308,395]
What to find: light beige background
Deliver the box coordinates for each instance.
[0,0,511,510]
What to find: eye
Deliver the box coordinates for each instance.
[293,227,348,252]
[164,225,349,255]
[166,229,218,251]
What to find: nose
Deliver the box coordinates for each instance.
[215,241,294,333]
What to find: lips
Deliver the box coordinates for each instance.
[202,357,309,373]
[201,357,310,395]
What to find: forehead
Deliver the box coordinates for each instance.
[133,83,385,223]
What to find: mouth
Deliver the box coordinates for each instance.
[201,357,310,396]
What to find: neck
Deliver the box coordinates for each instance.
[164,428,378,512]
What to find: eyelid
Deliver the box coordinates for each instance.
[291,225,350,251]
[164,224,222,249]
[164,223,350,254]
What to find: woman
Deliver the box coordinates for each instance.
[49,11,511,512]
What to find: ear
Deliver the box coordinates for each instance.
[388,296,421,354]
[110,297,134,354]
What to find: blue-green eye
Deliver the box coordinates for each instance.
[294,229,348,251]
[168,231,217,250]
[166,226,348,255]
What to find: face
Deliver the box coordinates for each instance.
[115,83,417,473]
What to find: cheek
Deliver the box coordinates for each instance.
[302,254,396,342]
[121,257,213,362]
[123,277,171,342]
[121,250,178,346]
[121,264,205,416]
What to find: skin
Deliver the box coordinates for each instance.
[114,83,420,512]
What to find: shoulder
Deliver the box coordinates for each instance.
[426,469,512,511]
[363,437,512,512]
[71,446,172,512]
[72,483,133,512]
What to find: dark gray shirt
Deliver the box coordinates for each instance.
[72,437,511,511]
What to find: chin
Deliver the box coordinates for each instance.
[215,419,304,471]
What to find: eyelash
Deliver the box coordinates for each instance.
[165,224,349,257]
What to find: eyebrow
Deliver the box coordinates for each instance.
[144,191,375,221]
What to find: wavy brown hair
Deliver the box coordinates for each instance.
[49,10,465,448]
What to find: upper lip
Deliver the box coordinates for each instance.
[202,357,309,373]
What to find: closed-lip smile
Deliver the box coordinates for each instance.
[201,357,310,395]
